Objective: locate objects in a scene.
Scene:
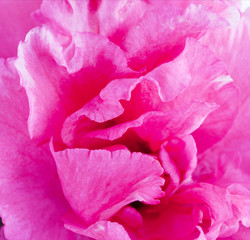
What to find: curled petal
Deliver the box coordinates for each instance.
[0,60,80,240]
[122,4,226,71]
[65,221,131,240]
[62,101,216,151]
[159,135,197,195]
[52,146,165,225]
[15,27,131,142]
[171,183,248,239]
[219,224,250,240]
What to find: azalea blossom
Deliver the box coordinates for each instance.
[0,0,250,240]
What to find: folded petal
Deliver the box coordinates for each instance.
[57,31,133,75]
[171,183,250,239]
[52,146,164,225]
[62,101,215,152]
[194,10,250,189]
[219,224,250,240]
[14,27,131,142]
[159,135,197,195]
[200,7,250,99]
[192,81,239,153]
[38,0,93,34]
[194,94,250,190]
[175,39,239,153]
[138,182,248,239]
[122,4,226,71]
[0,59,81,240]
[227,184,250,228]
[65,221,131,240]
[61,38,237,153]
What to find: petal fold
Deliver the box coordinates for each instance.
[52,146,165,225]
[0,59,81,240]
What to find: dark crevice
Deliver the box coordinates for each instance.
[131,201,144,210]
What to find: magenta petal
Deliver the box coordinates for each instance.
[114,206,143,229]
[60,77,160,147]
[59,32,133,74]
[65,221,131,240]
[228,184,250,228]
[171,183,240,239]
[14,27,132,142]
[145,49,191,102]
[159,135,197,193]
[0,0,41,58]
[97,0,148,42]
[0,60,80,240]
[52,147,164,225]
[134,101,217,151]
[14,27,72,142]
[140,200,200,239]
[65,101,215,151]
[195,10,250,170]
[219,224,250,240]
[122,4,226,71]
[195,227,207,240]
[62,38,234,152]
[201,7,250,99]
[171,38,239,153]
[194,95,250,190]
[64,77,141,125]
[192,81,239,153]
[38,0,100,35]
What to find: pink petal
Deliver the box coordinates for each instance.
[37,0,151,53]
[56,31,133,75]
[134,101,216,151]
[37,0,220,54]
[113,206,143,230]
[219,224,250,240]
[52,146,164,225]
[61,38,237,153]
[38,0,98,35]
[171,183,241,239]
[145,52,191,102]
[195,12,250,189]
[0,59,81,240]
[159,135,197,195]
[174,39,239,153]
[0,226,7,240]
[139,182,248,239]
[97,0,149,43]
[200,7,250,99]
[65,221,131,240]
[121,4,226,71]
[227,184,250,228]
[195,226,207,240]
[60,76,163,147]
[63,101,215,151]
[14,27,131,143]
[150,38,239,152]
[0,0,41,58]
[194,94,250,189]
[139,200,201,239]
[192,81,239,153]
[194,10,250,163]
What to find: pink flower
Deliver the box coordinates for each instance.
[0,1,250,240]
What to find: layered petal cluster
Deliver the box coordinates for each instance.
[0,0,250,240]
